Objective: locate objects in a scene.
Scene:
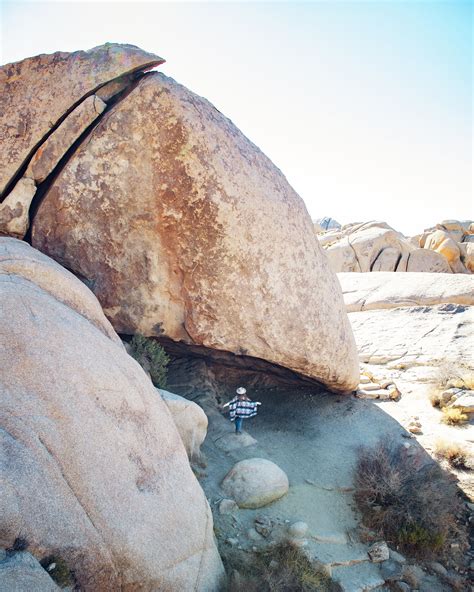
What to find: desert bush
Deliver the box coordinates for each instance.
[225,542,336,592]
[441,407,468,426]
[428,389,443,408]
[353,440,466,559]
[435,439,471,470]
[129,334,169,388]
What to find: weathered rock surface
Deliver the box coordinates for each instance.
[221,458,289,508]
[32,72,358,392]
[0,43,163,195]
[0,177,36,237]
[0,241,224,591]
[0,552,60,592]
[349,303,473,370]
[159,388,209,460]
[338,272,474,312]
[318,222,413,273]
[317,219,473,274]
[0,237,119,342]
[25,94,106,184]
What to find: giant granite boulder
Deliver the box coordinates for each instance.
[31,71,358,392]
[0,238,224,591]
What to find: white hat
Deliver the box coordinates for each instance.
[236,387,247,395]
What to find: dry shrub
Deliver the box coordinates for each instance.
[225,542,336,592]
[435,440,472,470]
[441,407,468,426]
[354,440,466,559]
[428,389,443,408]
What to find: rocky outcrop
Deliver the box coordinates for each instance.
[0,238,224,591]
[349,304,473,369]
[316,219,473,274]
[221,458,289,508]
[31,71,358,393]
[0,43,163,196]
[159,388,208,460]
[338,272,474,312]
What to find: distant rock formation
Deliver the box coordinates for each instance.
[315,220,473,274]
[0,237,224,591]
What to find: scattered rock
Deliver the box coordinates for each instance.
[247,528,264,542]
[0,552,60,591]
[368,541,390,563]
[392,582,410,592]
[287,521,309,538]
[389,548,406,564]
[448,390,474,413]
[429,562,448,577]
[380,559,403,581]
[402,564,426,588]
[221,458,289,509]
[254,515,274,538]
[219,499,238,515]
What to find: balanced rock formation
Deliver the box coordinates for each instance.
[30,68,358,392]
[221,458,289,508]
[338,272,474,312]
[0,238,224,591]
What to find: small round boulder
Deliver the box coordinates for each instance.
[221,458,289,509]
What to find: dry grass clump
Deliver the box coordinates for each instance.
[428,389,443,408]
[435,439,471,470]
[441,407,468,426]
[225,542,336,592]
[354,440,466,559]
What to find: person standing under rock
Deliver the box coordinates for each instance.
[221,387,261,434]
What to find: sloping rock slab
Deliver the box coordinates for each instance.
[349,304,473,369]
[32,72,358,392]
[339,272,474,312]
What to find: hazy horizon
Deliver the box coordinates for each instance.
[1,1,472,236]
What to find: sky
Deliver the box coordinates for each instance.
[1,0,472,236]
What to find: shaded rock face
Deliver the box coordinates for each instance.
[0,239,224,591]
[0,552,60,592]
[32,72,358,393]
[159,388,209,460]
[0,43,163,196]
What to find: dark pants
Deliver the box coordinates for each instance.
[235,417,243,433]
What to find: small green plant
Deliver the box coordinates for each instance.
[441,407,468,426]
[130,334,169,388]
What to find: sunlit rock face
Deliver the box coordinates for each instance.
[0,238,224,592]
[32,72,359,393]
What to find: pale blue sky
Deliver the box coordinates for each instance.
[1,1,472,235]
